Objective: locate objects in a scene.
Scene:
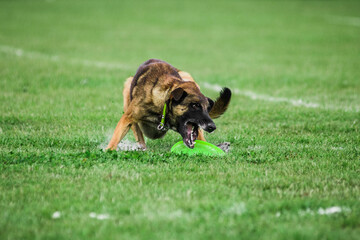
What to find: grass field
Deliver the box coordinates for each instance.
[1,0,360,239]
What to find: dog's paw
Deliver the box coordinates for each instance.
[216,142,230,153]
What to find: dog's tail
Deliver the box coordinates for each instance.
[209,87,232,119]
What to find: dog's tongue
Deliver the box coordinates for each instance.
[186,122,193,135]
[184,122,195,148]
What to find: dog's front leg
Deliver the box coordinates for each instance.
[197,129,206,141]
[106,114,132,150]
[131,123,146,150]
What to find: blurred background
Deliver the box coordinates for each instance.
[1,0,359,106]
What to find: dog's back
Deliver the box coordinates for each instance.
[130,59,181,101]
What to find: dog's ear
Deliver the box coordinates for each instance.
[170,88,187,102]
[207,97,214,112]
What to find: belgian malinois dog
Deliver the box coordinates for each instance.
[106,59,231,150]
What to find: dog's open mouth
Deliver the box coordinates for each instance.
[183,121,199,148]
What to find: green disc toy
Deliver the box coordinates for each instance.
[171,140,225,156]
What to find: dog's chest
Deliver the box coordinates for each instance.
[138,121,167,139]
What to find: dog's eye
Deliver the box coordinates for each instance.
[190,103,201,109]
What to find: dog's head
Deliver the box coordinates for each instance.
[168,82,216,148]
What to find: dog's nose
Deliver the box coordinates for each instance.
[205,122,216,133]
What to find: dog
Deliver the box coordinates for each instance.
[106,59,231,150]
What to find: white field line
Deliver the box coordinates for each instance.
[326,15,360,27]
[1,44,358,112]
[0,44,133,70]
[298,206,351,216]
[202,82,359,112]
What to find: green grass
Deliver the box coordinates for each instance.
[1,0,360,239]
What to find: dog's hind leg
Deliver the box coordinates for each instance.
[178,71,200,89]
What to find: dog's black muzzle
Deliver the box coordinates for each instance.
[203,121,216,133]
